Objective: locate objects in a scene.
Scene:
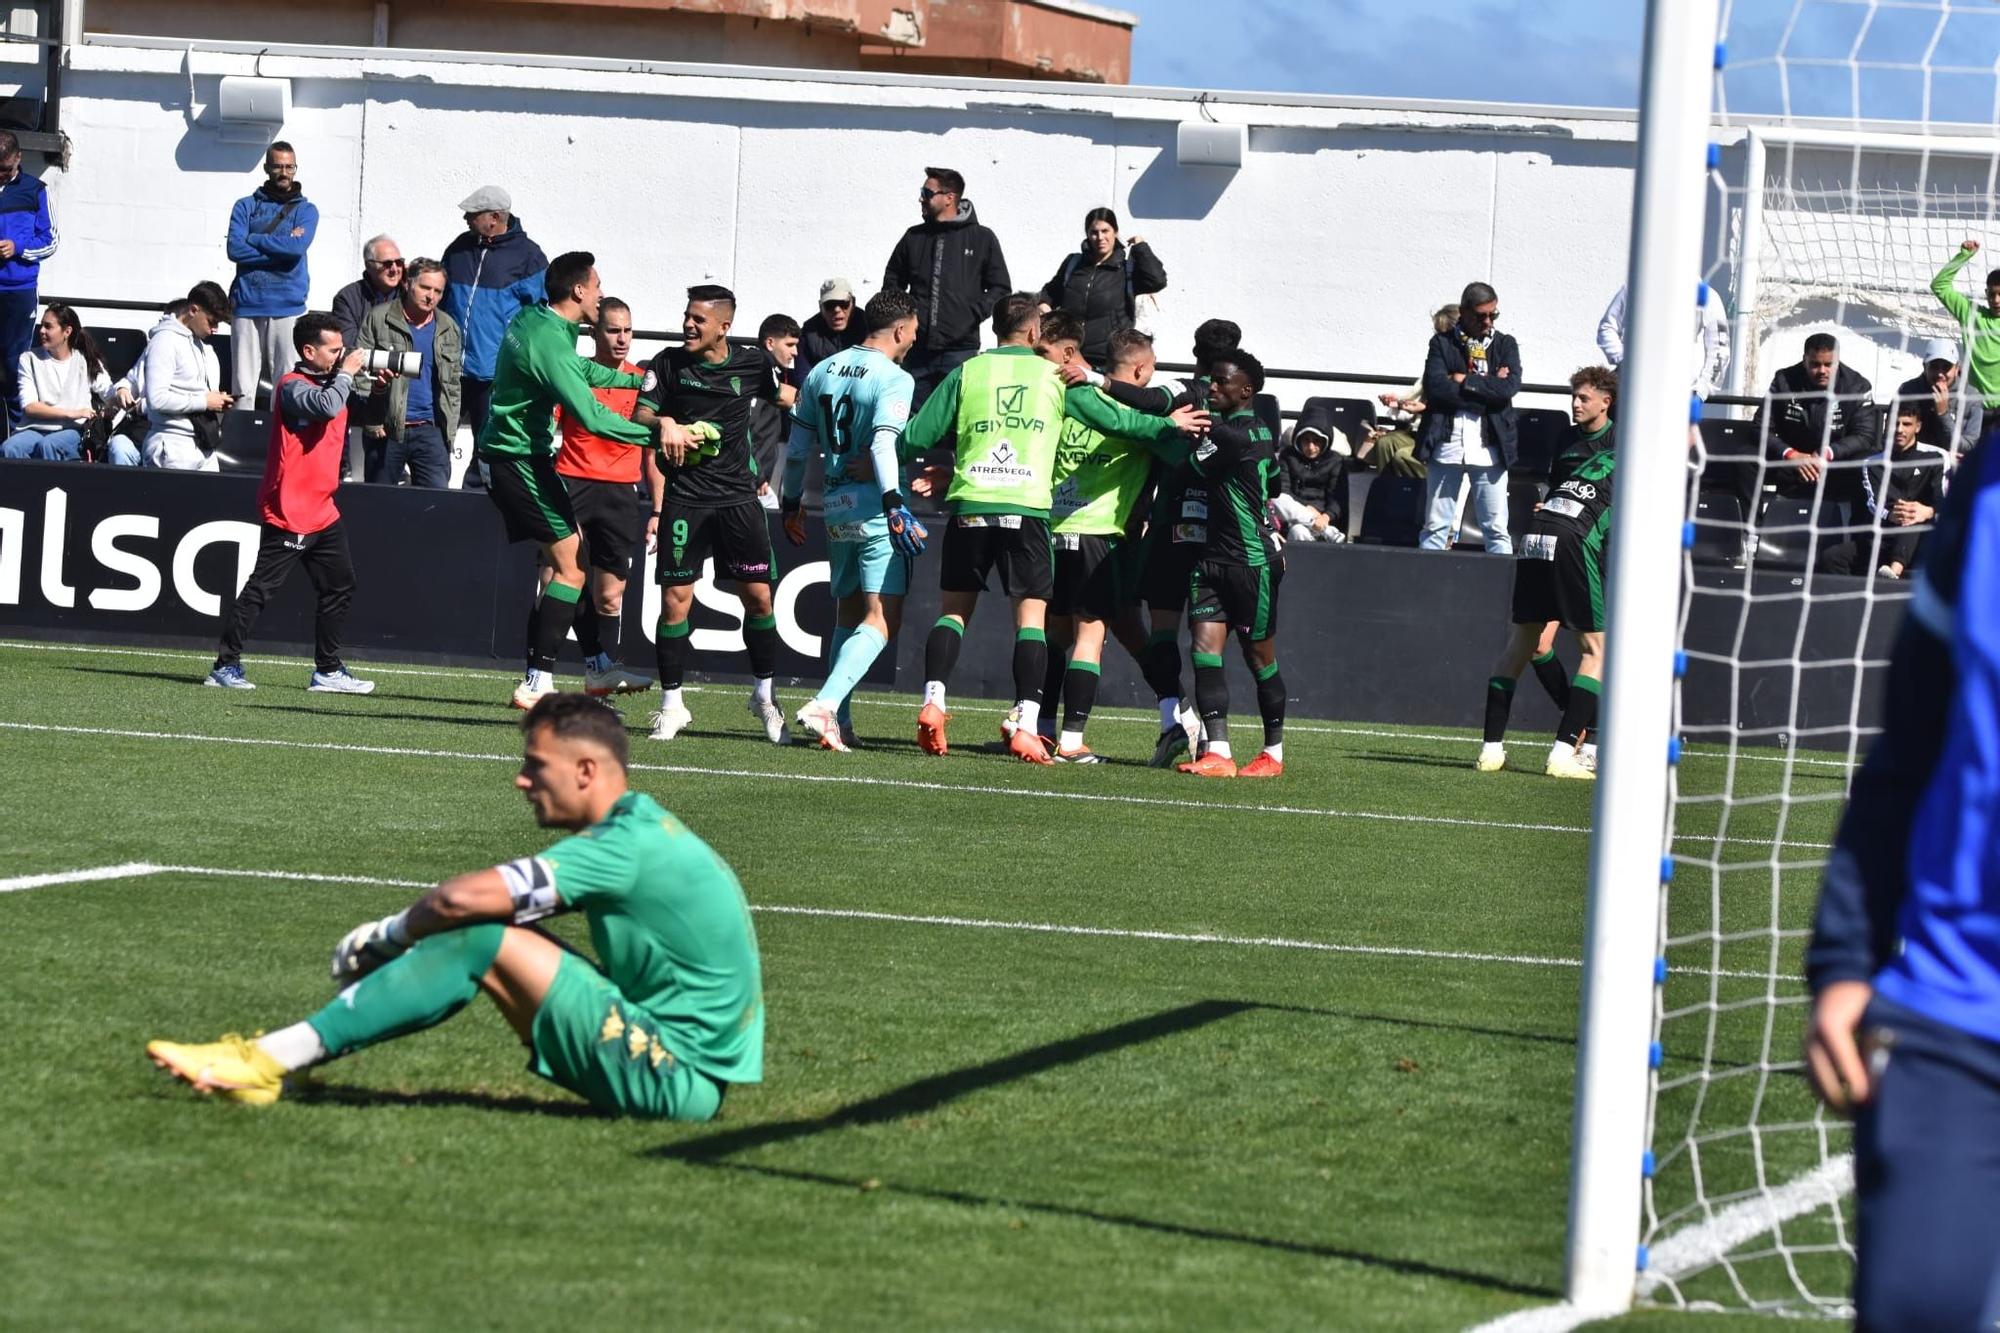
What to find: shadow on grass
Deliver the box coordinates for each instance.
[1350,749,1494,772]
[654,998,1561,1300]
[1258,1001,1577,1049]
[293,1081,606,1118]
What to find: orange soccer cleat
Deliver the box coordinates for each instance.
[1237,752,1284,779]
[1007,727,1055,765]
[916,701,952,756]
[1177,753,1239,778]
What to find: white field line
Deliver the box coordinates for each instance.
[0,639,1855,770]
[5,861,1803,984]
[0,718,1837,852]
[1467,1154,1856,1332]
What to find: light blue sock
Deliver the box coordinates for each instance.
[823,625,857,726]
[818,624,887,713]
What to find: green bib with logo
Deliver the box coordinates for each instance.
[1051,391,1153,536]
[946,351,1068,516]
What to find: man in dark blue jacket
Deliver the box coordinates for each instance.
[441,185,547,490]
[0,131,53,434]
[225,140,317,412]
[1805,439,2000,1329]
[1416,282,1520,553]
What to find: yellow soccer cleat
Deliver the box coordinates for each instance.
[1545,747,1597,781]
[146,1033,287,1106]
[1476,742,1507,773]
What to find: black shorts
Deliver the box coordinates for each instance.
[1188,559,1280,641]
[1051,532,1135,620]
[1509,524,1604,632]
[656,498,776,586]
[939,514,1054,601]
[485,452,578,546]
[1140,528,1204,611]
[562,475,647,576]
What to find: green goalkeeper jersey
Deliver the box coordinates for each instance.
[904,346,1068,517]
[537,790,763,1084]
[1051,384,1193,536]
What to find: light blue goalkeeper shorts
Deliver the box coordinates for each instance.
[827,516,911,600]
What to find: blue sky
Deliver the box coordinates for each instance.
[1126,0,2000,124]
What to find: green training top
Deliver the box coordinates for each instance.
[477,303,651,459]
[1932,246,2000,410]
[538,790,764,1084]
[1051,384,1193,536]
[903,346,1068,517]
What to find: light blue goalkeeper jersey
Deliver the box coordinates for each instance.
[784,344,913,534]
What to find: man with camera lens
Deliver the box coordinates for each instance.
[353,256,461,488]
[205,312,373,695]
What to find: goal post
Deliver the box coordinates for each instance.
[1562,0,1722,1313]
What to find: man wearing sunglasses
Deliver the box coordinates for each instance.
[331,235,404,343]
[794,277,867,386]
[882,167,1011,412]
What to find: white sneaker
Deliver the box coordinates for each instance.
[308,668,376,695]
[511,677,556,711]
[794,700,849,752]
[1476,741,1506,772]
[1546,744,1596,781]
[584,663,654,696]
[748,695,791,745]
[1580,741,1599,773]
[647,700,693,741]
[205,664,255,690]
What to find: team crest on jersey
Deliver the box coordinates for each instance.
[730,376,742,396]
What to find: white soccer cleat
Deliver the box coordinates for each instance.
[794,700,849,752]
[511,677,556,712]
[1579,741,1599,773]
[1545,743,1596,781]
[838,722,864,751]
[647,700,693,741]
[584,663,654,697]
[1476,741,1506,773]
[748,695,792,745]
[308,668,376,695]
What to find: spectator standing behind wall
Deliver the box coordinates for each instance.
[140,289,233,470]
[882,167,1011,408]
[1597,281,1730,398]
[0,304,118,463]
[1037,208,1166,368]
[352,257,460,488]
[1416,283,1519,554]
[331,235,403,342]
[1931,239,2000,434]
[225,141,317,411]
[0,131,56,435]
[794,277,865,384]
[441,185,547,489]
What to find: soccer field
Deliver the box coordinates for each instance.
[0,639,1840,1331]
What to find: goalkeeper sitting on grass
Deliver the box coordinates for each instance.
[147,694,764,1120]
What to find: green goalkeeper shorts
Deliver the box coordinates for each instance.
[528,952,725,1121]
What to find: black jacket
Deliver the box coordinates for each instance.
[331,276,397,342]
[882,199,1011,355]
[1281,399,1344,513]
[1037,240,1167,365]
[1754,362,1880,498]
[1417,328,1522,466]
[794,310,865,384]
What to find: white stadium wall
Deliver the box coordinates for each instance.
[39,38,1647,409]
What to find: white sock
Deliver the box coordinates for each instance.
[1549,740,1573,763]
[752,677,774,706]
[1207,739,1233,759]
[1263,742,1284,764]
[255,1021,326,1073]
[528,668,554,693]
[665,687,686,710]
[1158,697,1179,730]
[1060,729,1085,751]
[1017,699,1041,733]
[923,680,948,709]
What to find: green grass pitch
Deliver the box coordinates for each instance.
[0,640,1847,1330]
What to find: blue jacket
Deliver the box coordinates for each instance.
[0,171,54,293]
[226,183,317,318]
[1807,438,2000,1043]
[440,218,547,381]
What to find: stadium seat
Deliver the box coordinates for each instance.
[1513,407,1569,478]
[217,408,271,474]
[1359,472,1424,546]
[1506,471,1543,545]
[1696,415,1760,492]
[93,327,148,383]
[1252,393,1283,442]
[1304,395,1376,454]
[1689,489,1746,566]
[1754,495,1817,570]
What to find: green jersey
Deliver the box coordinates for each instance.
[535,790,763,1084]
[1051,385,1193,536]
[1932,246,2000,410]
[904,346,1068,517]
[1189,408,1277,568]
[477,303,651,459]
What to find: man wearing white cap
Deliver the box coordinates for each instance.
[441,184,548,489]
[1896,335,1984,456]
[794,277,867,386]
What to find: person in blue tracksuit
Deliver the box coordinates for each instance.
[440,184,547,490]
[225,140,317,413]
[0,130,56,433]
[1806,438,2000,1329]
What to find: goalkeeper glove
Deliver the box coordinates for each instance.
[330,909,412,984]
[780,498,807,547]
[882,490,928,557]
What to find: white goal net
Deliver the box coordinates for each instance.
[1635,0,2000,1316]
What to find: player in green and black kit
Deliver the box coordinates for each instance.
[1035,319,1205,762]
[147,694,763,1119]
[1478,365,1618,780]
[1081,318,1242,766]
[634,285,793,746]
[1179,352,1288,779]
